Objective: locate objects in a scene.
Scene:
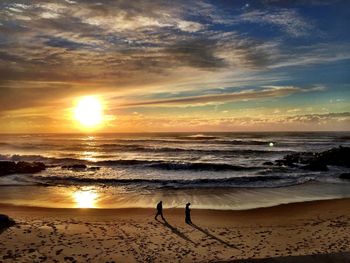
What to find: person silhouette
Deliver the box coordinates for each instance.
[185,202,192,224]
[155,201,165,221]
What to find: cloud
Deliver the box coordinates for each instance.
[0,86,74,112]
[176,21,205,32]
[0,0,347,87]
[237,9,313,37]
[0,0,349,133]
[164,38,227,69]
[120,86,308,107]
[95,111,350,132]
[269,43,350,68]
[44,36,94,50]
[282,112,350,123]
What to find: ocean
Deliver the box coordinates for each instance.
[0,132,349,209]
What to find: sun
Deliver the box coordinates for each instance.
[74,96,104,128]
[73,190,98,208]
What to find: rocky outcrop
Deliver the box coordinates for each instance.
[88,166,101,171]
[315,146,350,167]
[0,161,46,176]
[62,164,87,170]
[0,214,15,234]
[301,160,329,171]
[339,173,350,179]
[275,152,315,167]
[263,161,274,166]
[275,146,350,171]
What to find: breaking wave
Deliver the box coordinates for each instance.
[31,174,313,189]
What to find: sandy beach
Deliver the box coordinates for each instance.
[1,198,350,262]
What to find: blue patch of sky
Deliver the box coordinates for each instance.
[270,59,350,90]
[267,89,350,111]
[41,36,97,50]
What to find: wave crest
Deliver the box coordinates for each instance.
[31,174,311,189]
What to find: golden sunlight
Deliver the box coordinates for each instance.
[73,190,99,208]
[74,96,104,128]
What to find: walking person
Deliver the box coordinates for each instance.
[155,201,165,221]
[185,202,192,224]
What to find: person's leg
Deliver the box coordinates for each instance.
[155,212,159,220]
[161,212,165,220]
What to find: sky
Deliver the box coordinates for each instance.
[0,0,349,133]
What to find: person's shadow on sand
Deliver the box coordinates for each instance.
[189,222,237,249]
[156,218,197,245]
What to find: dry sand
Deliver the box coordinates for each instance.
[1,198,350,262]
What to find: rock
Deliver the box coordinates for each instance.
[275,159,298,167]
[263,161,274,166]
[339,173,350,179]
[16,161,46,174]
[275,152,315,167]
[275,146,350,170]
[0,161,16,176]
[87,166,100,171]
[62,164,87,170]
[302,160,329,171]
[0,161,46,176]
[0,214,15,233]
[314,146,350,167]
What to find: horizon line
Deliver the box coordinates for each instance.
[0,130,349,135]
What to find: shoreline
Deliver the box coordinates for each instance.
[1,196,350,212]
[1,180,350,210]
[1,198,350,262]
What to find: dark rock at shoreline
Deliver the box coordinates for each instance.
[315,146,350,167]
[87,166,101,171]
[0,214,15,233]
[0,161,16,175]
[0,161,46,176]
[275,146,350,171]
[62,164,87,170]
[275,152,315,167]
[340,173,350,179]
[16,161,46,173]
[302,160,329,171]
[263,161,274,166]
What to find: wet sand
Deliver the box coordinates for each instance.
[1,198,350,262]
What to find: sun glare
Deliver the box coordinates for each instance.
[73,190,98,208]
[74,96,103,128]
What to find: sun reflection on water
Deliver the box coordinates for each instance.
[73,189,99,208]
[80,150,98,162]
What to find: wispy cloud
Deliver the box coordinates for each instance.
[237,9,313,37]
[96,111,350,132]
[0,0,349,132]
[120,86,320,107]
